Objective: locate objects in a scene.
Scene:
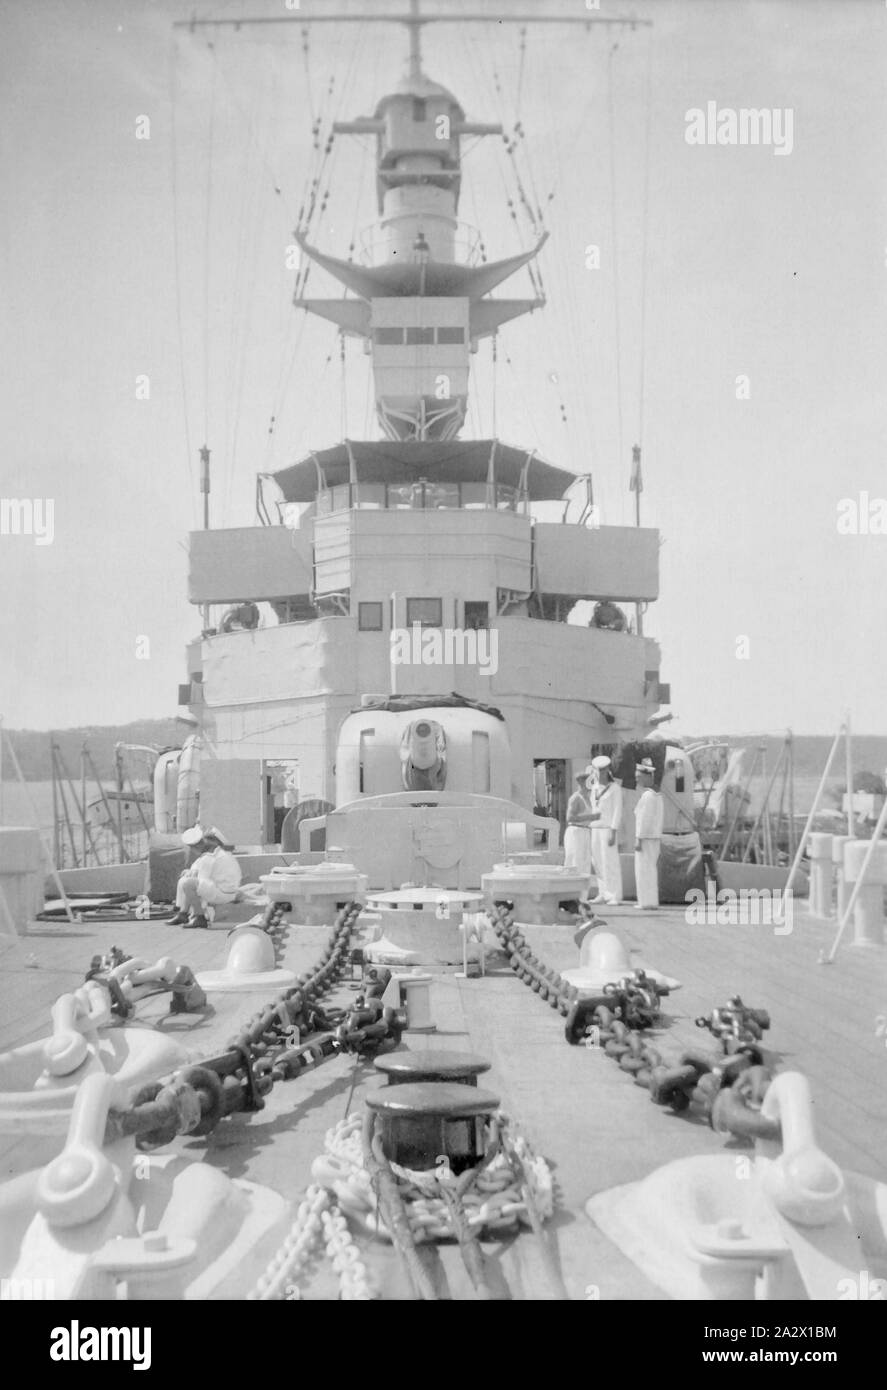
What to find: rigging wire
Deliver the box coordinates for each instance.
[202,37,298,226]
[220,60,260,525]
[460,17,568,454]
[491,334,498,437]
[301,25,316,125]
[515,25,527,123]
[340,332,348,436]
[503,349,547,456]
[168,34,198,526]
[533,49,583,465]
[202,51,218,446]
[606,41,626,520]
[637,28,654,458]
[226,65,276,523]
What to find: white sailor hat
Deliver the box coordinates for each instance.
[205,826,233,848]
[591,755,612,770]
[181,824,205,846]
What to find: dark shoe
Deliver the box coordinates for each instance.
[167,911,190,925]
[184,915,209,930]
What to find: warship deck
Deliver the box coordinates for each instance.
[2,903,885,1300]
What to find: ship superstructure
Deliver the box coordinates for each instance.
[182,12,668,850]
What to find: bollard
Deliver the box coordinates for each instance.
[374,1050,490,1087]
[366,1082,499,1174]
[843,840,887,948]
[831,835,851,922]
[807,833,834,918]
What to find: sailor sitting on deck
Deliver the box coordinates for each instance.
[168,825,242,930]
[633,759,664,910]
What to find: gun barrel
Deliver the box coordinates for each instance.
[408,720,438,770]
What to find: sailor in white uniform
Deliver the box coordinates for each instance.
[563,768,596,877]
[168,825,242,929]
[588,755,623,905]
[633,759,664,910]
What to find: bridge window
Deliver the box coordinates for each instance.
[406,597,442,629]
[387,482,422,509]
[374,327,404,345]
[464,601,489,630]
[358,602,384,632]
[461,482,489,509]
[316,485,352,514]
[406,326,435,345]
[425,482,459,509]
[437,326,465,344]
[356,483,385,509]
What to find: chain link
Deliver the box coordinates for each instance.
[489,904,780,1138]
[105,902,366,1149]
[311,1112,553,1244]
[247,1182,377,1301]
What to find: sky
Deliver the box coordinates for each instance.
[0,0,885,738]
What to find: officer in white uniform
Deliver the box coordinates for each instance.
[563,768,596,876]
[633,759,664,909]
[168,825,242,929]
[588,755,623,905]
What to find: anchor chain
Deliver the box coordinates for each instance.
[488,904,579,1016]
[695,995,771,1051]
[489,905,778,1139]
[105,902,378,1149]
[312,1111,554,1244]
[247,1185,377,1301]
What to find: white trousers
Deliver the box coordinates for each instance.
[563,825,594,877]
[635,839,661,908]
[591,829,623,904]
[176,875,238,921]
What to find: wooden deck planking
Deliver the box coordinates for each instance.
[521,905,887,1186]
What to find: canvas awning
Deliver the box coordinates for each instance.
[271,439,578,503]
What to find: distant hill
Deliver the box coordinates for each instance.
[684,734,887,783]
[4,723,885,789]
[2,720,187,782]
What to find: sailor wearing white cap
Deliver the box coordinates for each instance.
[563,768,595,876]
[588,756,623,905]
[168,824,242,929]
[633,759,664,910]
